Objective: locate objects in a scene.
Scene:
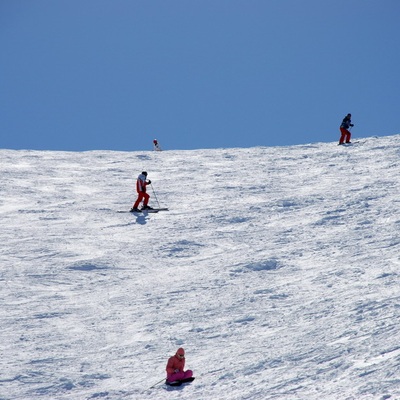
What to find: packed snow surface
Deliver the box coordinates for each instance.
[1,135,400,400]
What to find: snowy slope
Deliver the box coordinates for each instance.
[1,135,400,400]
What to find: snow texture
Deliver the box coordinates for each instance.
[1,135,400,399]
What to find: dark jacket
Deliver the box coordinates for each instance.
[340,115,353,130]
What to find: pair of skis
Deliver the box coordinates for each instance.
[131,208,168,213]
[148,376,195,390]
[165,377,195,387]
[118,208,169,214]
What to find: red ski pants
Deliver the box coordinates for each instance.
[133,191,149,209]
[339,128,351,144]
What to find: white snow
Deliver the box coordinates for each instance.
[1,135,400,400]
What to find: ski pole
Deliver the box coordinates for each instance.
[148,377,165,389]
[150,183,161,209]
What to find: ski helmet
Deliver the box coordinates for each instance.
[142,171,147,176]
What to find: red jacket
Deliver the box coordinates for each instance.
[166,353,185,375]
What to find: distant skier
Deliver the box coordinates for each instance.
[130,171,153,212]
[153,139,162,151]
[339,113,354,145]
[166,347,193,384]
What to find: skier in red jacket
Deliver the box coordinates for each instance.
[166,348,193,383]
[130,171,153,212]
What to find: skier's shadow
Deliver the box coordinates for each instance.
[164,385,186,392]
[135,214,149,225]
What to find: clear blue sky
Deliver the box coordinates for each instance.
[1,0,399,151]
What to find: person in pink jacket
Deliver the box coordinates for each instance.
[166,347,193,383]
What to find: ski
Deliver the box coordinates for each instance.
[117,209,159,213]
[165,377,195,387]
[338,141,360,146]
[117,207,168,213]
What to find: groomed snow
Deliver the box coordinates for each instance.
[1,135,400,399]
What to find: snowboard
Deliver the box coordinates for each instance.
[165,377,195,387]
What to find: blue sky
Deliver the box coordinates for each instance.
[1,0,399,151]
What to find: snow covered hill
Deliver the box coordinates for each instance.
[1,135,400,400]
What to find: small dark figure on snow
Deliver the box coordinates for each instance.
[339,113,354,145]
[166,347,193,384]
[153,139,162,151]
[130,171,153,212]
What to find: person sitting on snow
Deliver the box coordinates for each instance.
[166,347,193,383]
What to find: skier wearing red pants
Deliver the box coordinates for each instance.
[166,348,193,383]
[339,113,354,145]
[130,171,153,212]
